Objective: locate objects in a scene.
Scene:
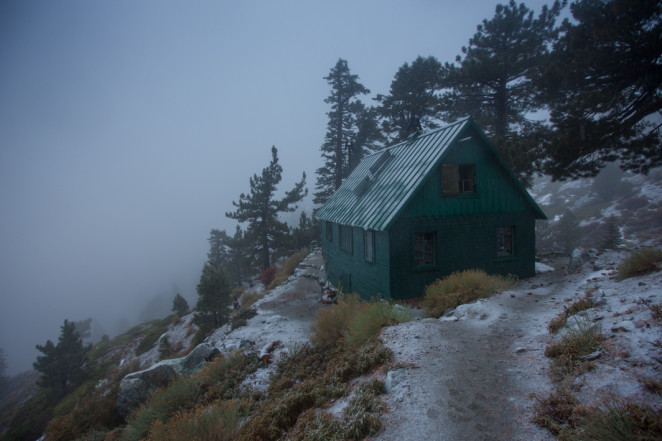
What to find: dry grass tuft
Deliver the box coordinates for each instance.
[424,269,515,318]
[617,247,662,280]
[268,248,309,290]
[548,292,595,334]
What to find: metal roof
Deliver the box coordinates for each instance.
[316,118,471,231]
[316,117,547,231]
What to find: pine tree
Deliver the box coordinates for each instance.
[541,0,662,179]
[172,293,189,317]
[206,227,251,286]
[599,216,623,250]
[314,59,375,205]
[194,263,231,333]
[376,55,446,143]
[441,0,563,184]
[290,211,318,250]
[226,146,307,270]
[33,320,89,397]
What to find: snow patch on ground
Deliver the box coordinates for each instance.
[375,250,662,440]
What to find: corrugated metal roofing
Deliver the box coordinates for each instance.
[316,118,471,231]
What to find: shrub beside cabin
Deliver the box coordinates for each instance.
[315,118,546,300]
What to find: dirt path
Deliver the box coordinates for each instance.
[374,260,576,441]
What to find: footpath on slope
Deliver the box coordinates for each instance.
[208,251,326,390]
[373,258,577,441]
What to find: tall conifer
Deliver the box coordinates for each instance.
[226,146,306,270]
[314,59,375,205]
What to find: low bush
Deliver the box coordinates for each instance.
[311,294,411,350]
[134,316,175,356]
[195,352,260,401]
[545,317,604,380]
[123,376,201,441]
[532,388,580,436]
[260,266,278,287]
[267,248,309,290]
[424,269,515,318]
[577,401,662,441]
[286,409,344,441]
[617,248,662,280]
[148,401,243,441]
[46,386,122,441]
[548,292,595,334]
[341,378,385,439]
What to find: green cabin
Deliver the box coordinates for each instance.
[315,118,546,300]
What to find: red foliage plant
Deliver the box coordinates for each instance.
[260,266,278,287]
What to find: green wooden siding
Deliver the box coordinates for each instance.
[406,127,534,218]
[321,221,391,299]
[388,211,536,299]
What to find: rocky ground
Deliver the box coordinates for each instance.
[115,248,661,439]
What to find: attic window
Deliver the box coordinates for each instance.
[442,164,476,195]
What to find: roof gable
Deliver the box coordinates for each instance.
[315,118,545,231]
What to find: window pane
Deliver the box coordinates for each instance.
[364,230,375,262]
[414,232,435,265]
[340,225,352,252]
[497,226,514,256]
[326,222,332,241]
[460,165,476,193]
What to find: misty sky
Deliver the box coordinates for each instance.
[0,0,556,375]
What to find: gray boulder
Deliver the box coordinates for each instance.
[116,342,220,418]
[568,248,591,273]
[116,363,178,418]
[180,342,220,375]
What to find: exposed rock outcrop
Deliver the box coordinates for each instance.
[116,342,219,418]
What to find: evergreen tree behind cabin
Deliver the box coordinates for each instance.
[376,55,446,143]
[541,0,662,179]
[226,146,307,270]
[314,59,376,205]
[441,0,563,184]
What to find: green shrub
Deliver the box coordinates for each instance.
[134,316,175,356]
[617,248,662,280]
[123,376,201,441]
[195,352,260,401]
[46,386,122,441]
[148,401,243,441]
[424,269,515,318]
[311,295,410,350]
[268,248,309,290]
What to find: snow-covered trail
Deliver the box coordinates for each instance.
[374,261,577,441]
